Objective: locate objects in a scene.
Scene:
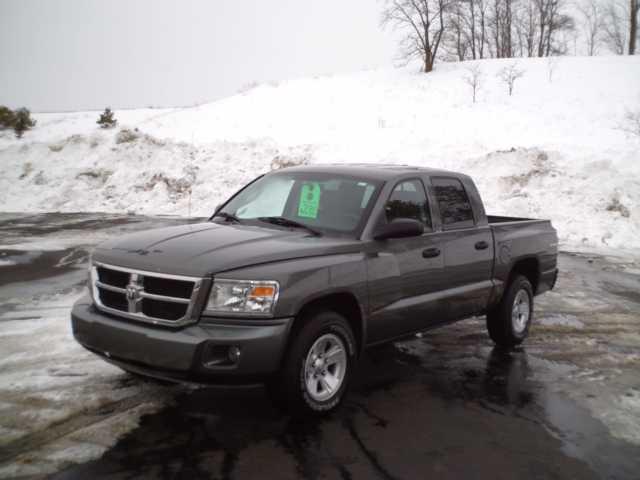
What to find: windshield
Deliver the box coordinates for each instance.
[217,172,382,235]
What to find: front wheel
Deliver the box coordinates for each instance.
[267,310,356,416]
[486,275,534,347]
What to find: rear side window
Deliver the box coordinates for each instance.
[432,177,474,228]
[385,179,431,230]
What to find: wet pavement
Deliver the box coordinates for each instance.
[0,213,639,479]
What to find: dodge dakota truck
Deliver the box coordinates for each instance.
[71,164,558,414]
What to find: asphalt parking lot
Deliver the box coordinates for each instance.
[0,213,639,479]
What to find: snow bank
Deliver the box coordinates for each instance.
[1,56,638,252]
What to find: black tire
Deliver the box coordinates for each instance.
[267,310,356,416]
[486,274,534,347]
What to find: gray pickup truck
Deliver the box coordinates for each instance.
[72,164,558,414]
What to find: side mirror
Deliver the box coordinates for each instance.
[373,218,424,240]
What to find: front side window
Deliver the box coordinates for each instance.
[218,172,382,234]
[384,179,431,230]
[432,177,474,228]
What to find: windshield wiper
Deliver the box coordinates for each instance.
[257,216,322,236]
[213,211,241,223]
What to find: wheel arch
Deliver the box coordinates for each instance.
[508,256,540,294]
[288,290,366,358]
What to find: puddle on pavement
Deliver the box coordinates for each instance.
[601,282,640,305]
[0,248,89,287]
[0,213,202,241]
[0,213,148,237]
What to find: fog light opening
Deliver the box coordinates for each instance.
[202,343,241,368]
[228,346,241,364]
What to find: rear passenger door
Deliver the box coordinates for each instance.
[429,176,494,320]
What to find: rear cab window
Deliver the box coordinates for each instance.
[431,177,475,229]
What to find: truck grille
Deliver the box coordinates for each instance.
[91,262,204,327]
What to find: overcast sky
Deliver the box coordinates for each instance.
[0,0,398,112]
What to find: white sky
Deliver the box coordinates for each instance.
[0,0,397,112]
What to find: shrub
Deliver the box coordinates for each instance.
[0,106,16,129]
[621,110,640,138]
[497,63,525,96]
[13,108,36,138]
[463,64,483,104]
[97,107,117,129]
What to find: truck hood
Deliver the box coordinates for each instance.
[92,222,362,277]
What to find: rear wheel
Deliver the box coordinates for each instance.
[486,275,534,347]
[267,310,356,416]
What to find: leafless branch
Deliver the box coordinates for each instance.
[381,0,451,73]
[497,62,525,95]
[577,0,604,55]
[463,63,484,103]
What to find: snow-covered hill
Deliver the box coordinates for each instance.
[1,56,639,252]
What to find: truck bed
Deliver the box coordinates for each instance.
[487,214,558,296]
[488,215,555,249]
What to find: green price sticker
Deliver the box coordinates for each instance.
[298,182,321,218]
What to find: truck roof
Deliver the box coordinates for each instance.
[278,163,462,181]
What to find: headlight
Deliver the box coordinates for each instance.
[205,279,279,315]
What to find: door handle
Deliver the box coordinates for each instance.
[422,247,441,258]
[475,241,489,250]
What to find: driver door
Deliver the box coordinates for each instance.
[366,178,447,344]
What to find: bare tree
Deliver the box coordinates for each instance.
[535,0,549,56]
[412,0,580,63]
[504,0,514,56]
[577,0,604,55]
[534,0,574,56]
[514,0,539,56]
[477,0,490,57]
[602,0,638,54]
[631,0,639,54]
[382,0,450,72]
[603,1,628,54]
[497,0,514,57]
[489,0,502,57]
[466,0,478,58]
[498,62,525,95]
[450,1,470,60]
[463,63,484,102]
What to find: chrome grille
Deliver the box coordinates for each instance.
[91,262,203,327]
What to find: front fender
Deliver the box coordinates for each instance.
[217,253,368,319]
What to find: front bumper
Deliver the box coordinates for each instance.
[71,295,293,384]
